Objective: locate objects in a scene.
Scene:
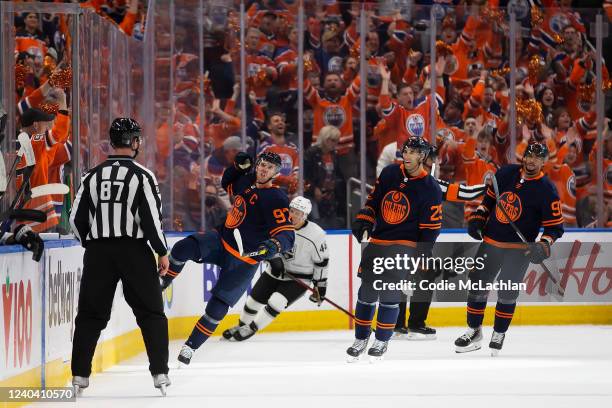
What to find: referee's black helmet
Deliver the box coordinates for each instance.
[109,118,142,148]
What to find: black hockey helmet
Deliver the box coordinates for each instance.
[402,136,431,155]
[109,117,142,148]
[256,151,282,171]
[524,142,549,159]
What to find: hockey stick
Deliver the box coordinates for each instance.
[0,209,46,223]
[233,228,268,257]
[30,183,69,199]
[283,270,362,322]
[491,175,565,298]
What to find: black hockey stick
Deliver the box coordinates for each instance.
[283,271,365,325]
[0,209,46,223]
[491,175,565,298]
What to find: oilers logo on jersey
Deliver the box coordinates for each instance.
[328,56,343,73]
[323,106,346,128]
[381,191,411,225]
[225,195,247,228]
[495,192,522,224]
[406,114,425,137]
[279,154,294,176]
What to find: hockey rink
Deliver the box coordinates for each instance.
[33,326,612,408]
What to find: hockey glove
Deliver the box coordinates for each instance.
[14,224,44,262]
[257,239,282,260]
[352,209,375,243]
[526,241,550,264]
[309,279,327,305]
[234,152,252,172]
[467,207,488,241]
[268,257,285,279]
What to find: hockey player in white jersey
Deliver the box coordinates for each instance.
[222,196,329,341]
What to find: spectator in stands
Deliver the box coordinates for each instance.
[258,112,299,196]
[304,125,345,229]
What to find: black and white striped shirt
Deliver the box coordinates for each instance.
[437,179,487,202]
[69,155,168,256]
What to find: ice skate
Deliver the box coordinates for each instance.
[489,331,506,356]
[455,327,482,353]
[407,325,437,340]
[72,376,89,397]
[233,322,258,341]
[222,325,240,341]
[153,374,171,396]
[346,337,369,363]
[368,339,389,362]
[177,344,194,366]
[393,326,408,338]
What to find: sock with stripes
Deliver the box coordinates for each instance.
[185,296,228,349]
[493,302,516,333]
[375,303,399,341]
[354,299,376,340]
[467,301,486,328]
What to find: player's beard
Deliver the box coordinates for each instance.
[523,160,541,177]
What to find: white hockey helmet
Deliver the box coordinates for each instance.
[289,196,312,216]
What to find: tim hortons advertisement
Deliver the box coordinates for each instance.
[0,251,42,380]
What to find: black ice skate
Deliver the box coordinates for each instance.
[368,339,389,362]
[454,327,482,353]
[153,373,171,396]
[177,344,194,365]
[393,326,409,337]
[72,376,89,396]
[222,325,241,341]
[346,337,370,363]
[407,325,437,340]
[233,322,258,341]
[489,331,506,356]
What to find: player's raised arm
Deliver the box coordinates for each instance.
[221,151,253,197]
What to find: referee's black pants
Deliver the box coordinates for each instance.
[71,238,169,377]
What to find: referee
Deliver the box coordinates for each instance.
[69,118,171,396]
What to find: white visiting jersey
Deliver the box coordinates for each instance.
[265,220,329,281]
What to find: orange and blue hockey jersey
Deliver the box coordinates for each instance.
[478,164,564,247]
[356,163,443,245]
[220,165,295,264]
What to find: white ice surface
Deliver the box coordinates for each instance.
[33,326,612,408]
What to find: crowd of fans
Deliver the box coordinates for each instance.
[155,0,612,230]
[5,0,612,233]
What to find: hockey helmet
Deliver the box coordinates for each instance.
[402,136,431,154]
[255,151,282,172]
[524,142,549,159]
[109,117,142,148]
[290,196,312,216]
